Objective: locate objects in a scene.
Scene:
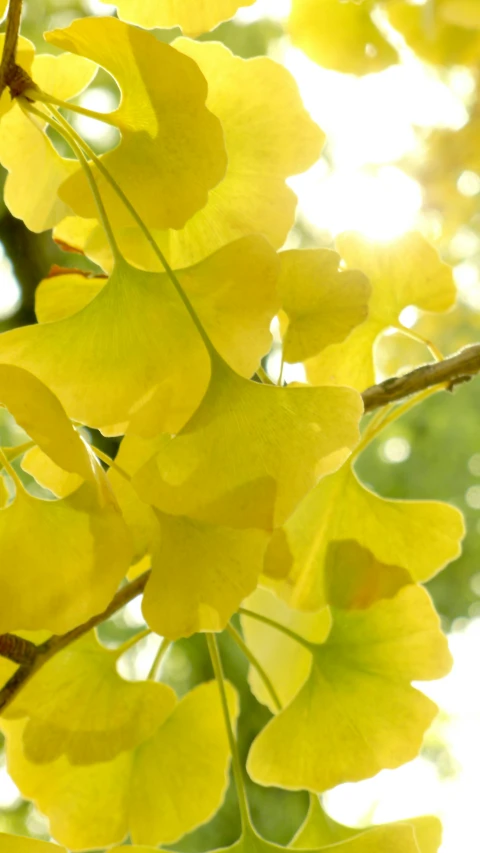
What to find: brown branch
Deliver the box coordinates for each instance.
[361,344,480,413]
[0,0,35,100]
[0,569,151,714]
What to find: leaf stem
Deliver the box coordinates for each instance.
[28,88,118,126]
[90,444,132,483]
[21,100,122,265]
[206,633,250,832]
[226,623,282,712]
[353,385,441,460]
[0,446,24,491]
[394,324,443,362]
[147,637,171,680]
[238,607,314,651]
[41,101,217,359]
[113,627,151,661]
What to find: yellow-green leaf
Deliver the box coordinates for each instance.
[133,354,363,531]
[144,513,268,639]
[21,447,84,498]
[388,0,480,66]
[0,479,131,634]
[47,17,226,231]
[54,40,324,270]
[0,53,96,231]
[307,232,456,390]
[104,0,256,35]
[247,586,451,792]
[241,587,331,712]
[265,462,464,610]
[442,0,480,28]
[0,837,67,853]
[289,0,398,75]
[0,238,278,435]
[4,632,176,764]
[292,795,442,853]
[35,269,105,323]
[3,681,238,849]
[279,249,370,363]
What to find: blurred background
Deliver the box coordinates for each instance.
[1,0,480,850]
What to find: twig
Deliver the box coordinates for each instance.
[361,344,480,413]
[0,569,151,713]
[0,0,34,99]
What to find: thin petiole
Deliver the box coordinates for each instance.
[238,607,314,652]
[0,446,24,491]
[113,627,151,660]
[226,623,282,712]
[147,637,171,680]
[21,100,122,265]
[207,634,250,832]
[28,88,118,127]
[89,445,132,483]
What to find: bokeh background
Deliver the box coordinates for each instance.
[1,1,480,850]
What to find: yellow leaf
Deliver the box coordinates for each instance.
[105,0,256,35]
[54,39,324,270]
[442,0,480,28]
[0,478,131,634]
[388,0,480,66]
[307,232,456,390]
[265,462,464,610]
[21,447,83,498]
[133,353,363,531]
[292,795,442,853]
[4,632,177,764]
[0,365,94,482]
[0,836,67,853]
[0,238,278,435]
[0,53,96,231]
[3,681,238,849]
[241,587,331,712]
[144,514,268,639]
[289,0,398,75]
[324,540,413,611]
[279,249,370,363]
[47,17,226,231]
[35,269,105,323]
[247,586,452,792]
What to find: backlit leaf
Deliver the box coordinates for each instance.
[0,238,278,435]
[55,40,324,270]
[0,52,96,231]
[241,587,331,712]
[133,353,363,531]
[289,0,398,75]
[247,586,452,791]
[279,249,370,364]
[47,17,226,230]
[21,447,83,498]
[3,681,238,849]
[4,632,176,764]
[442,0,480,28]
[292,796,442,853]
[0,837,66,853]
[0,478,131,634]
[388,0,480,66]
[104,0,256,35]
[306,232,456,390]
[265,462,464,610]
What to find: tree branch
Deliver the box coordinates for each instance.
[361,344,480,413]
[0,569,151,713]
[0,0,35,100]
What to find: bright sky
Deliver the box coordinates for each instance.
[0,4,479,851]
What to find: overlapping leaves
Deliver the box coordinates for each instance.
[103,0,256,36]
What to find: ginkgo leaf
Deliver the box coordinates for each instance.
[105,0,256,35]
[324,540,413,611]
[279,249,370,363]
[0,478,131,634]
[0,364,94,482]
[306,232,456,391]
[133,353,363,531]
[241,587,331,712]
[35,268,105,323]
[119,822,421,853]
[54,39,324,270]
[247,586,452,792]
[21,447,83,498]
[292,795,442,853]
[442,0,480,28]
[0,52,97,231]
[3,681,238,849]
[0,238,278,435]
[143,513,269,640]
[0,837,67,853]
[265,462,464,610]
[388,0,480,66]
[47,16,226,231]
[0,473,8,507]
[4,632,177,764]
[289,0,398,75]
